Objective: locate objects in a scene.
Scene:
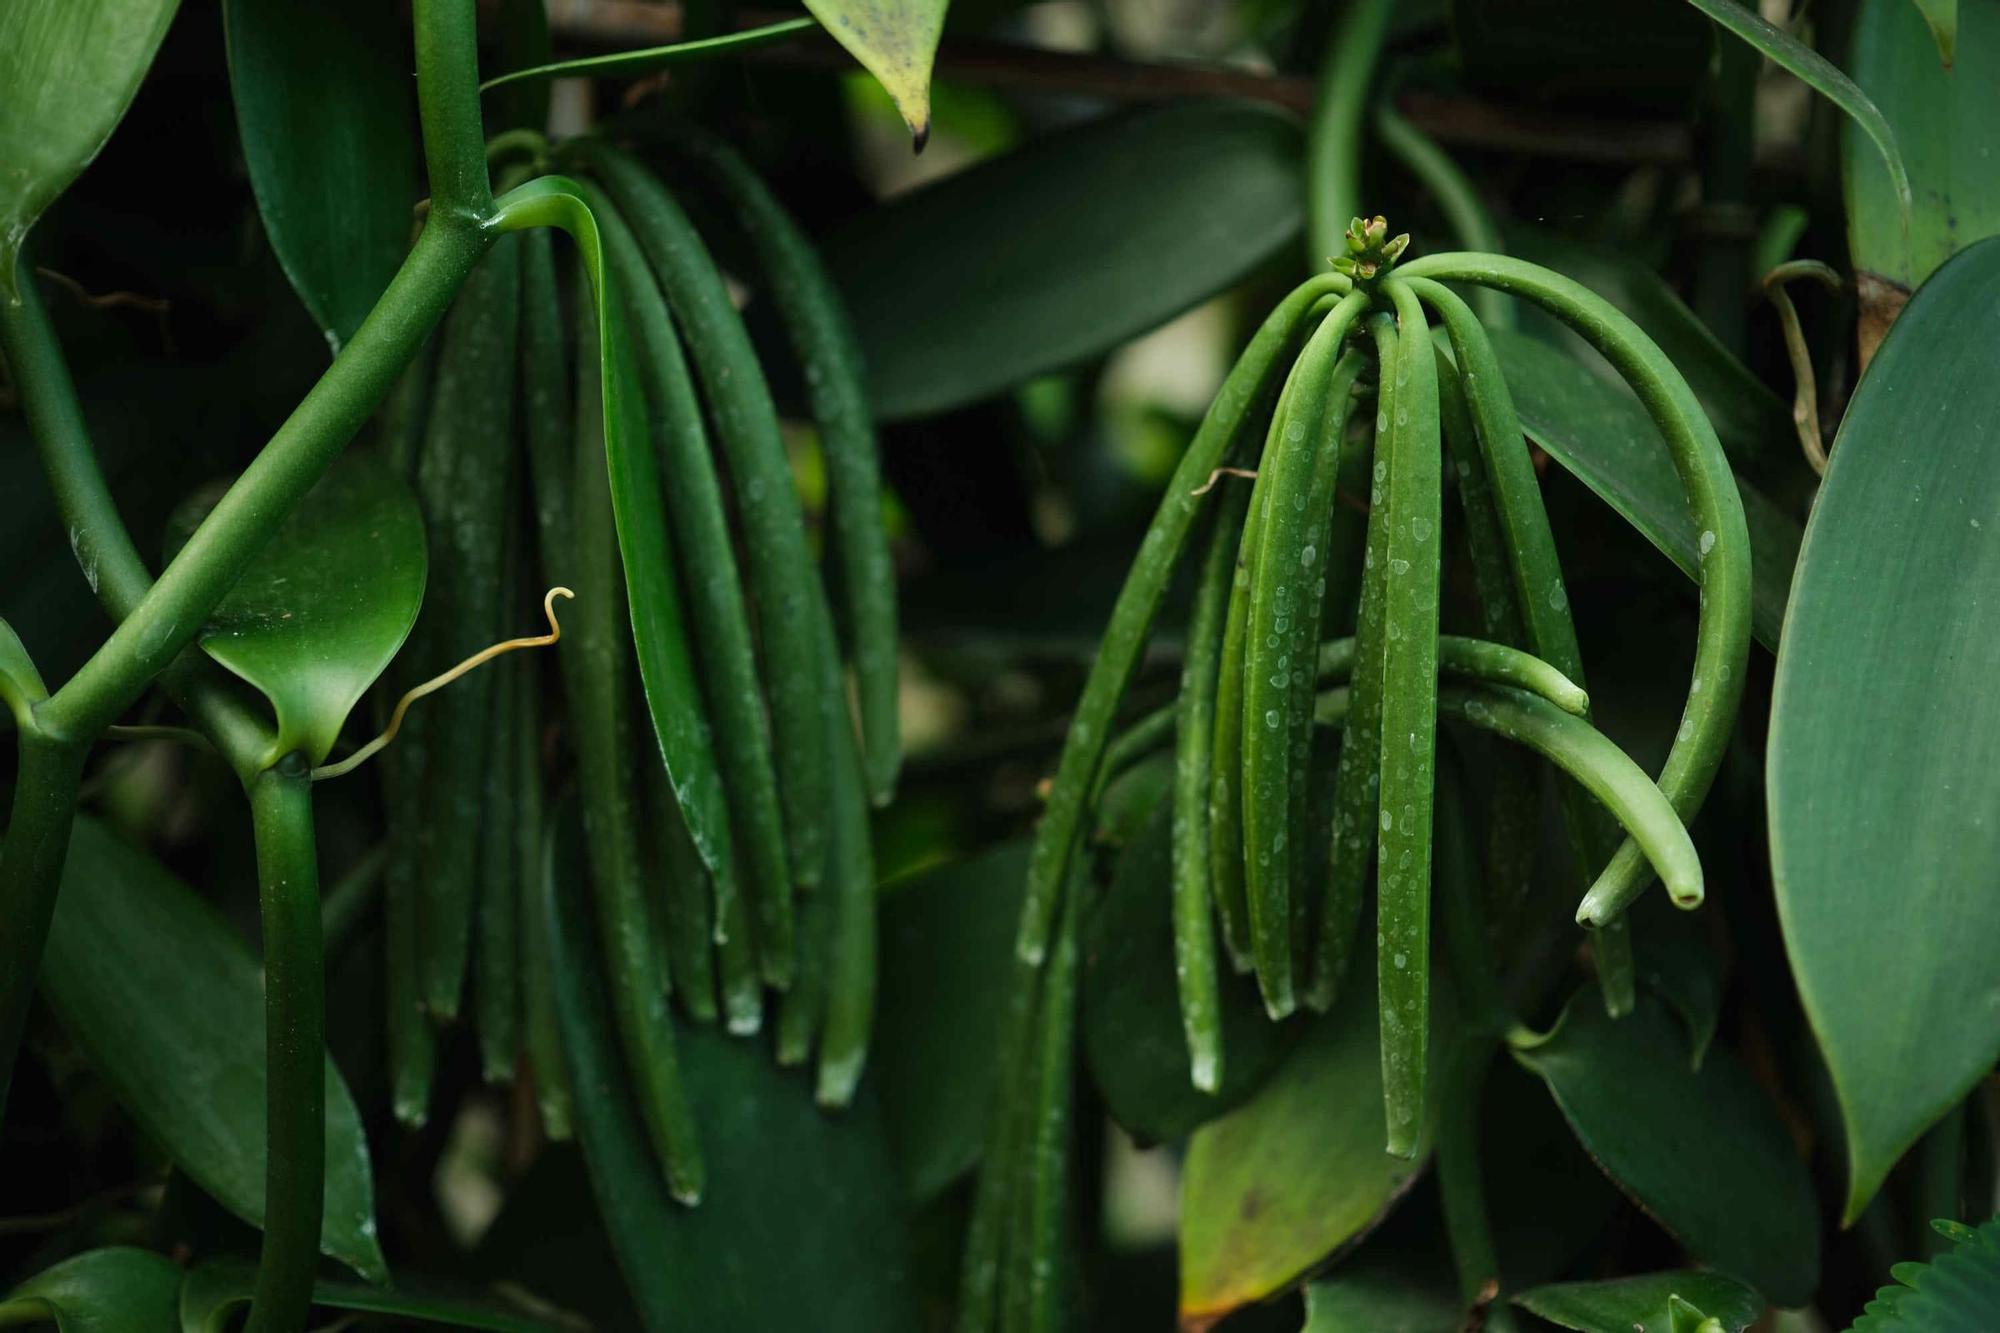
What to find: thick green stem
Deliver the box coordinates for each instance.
[0,272,273,776]
[0,732,86,1117]
[414,0,496,224]
[245,758,324,1333]
[35,217,490,746]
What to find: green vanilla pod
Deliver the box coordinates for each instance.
[574,140,840,894]
[1173,481,1250,1088]
[568,277,704,1202]
[1373,276,1444,1159]
[412,236,521,1020]
[667,130,903,806]
[1021,273,1357,965]
[1244,308,1368,1016]
[575,174,795,990]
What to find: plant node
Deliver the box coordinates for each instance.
[1330,214,1410,284]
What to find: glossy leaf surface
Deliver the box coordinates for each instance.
[541,802,920,1331]
[874,841,1027,1200]
[827,99,1305,421]
[224,0,418,352]
[177,1261,562,1333]
[1767,236,2000,1222]
[1512,995,1818,1305]
[1843,0,2000,292]
[1178,973,1432,1321]
[0,1248,181,1333]
[1082,795,1300,1144]
[802,0,945,139]
[1514,1270,1763,1333]
[38,820,387,1281]
[0,0,180,299]
[168,452,427,767]
[1486,326,1799,650]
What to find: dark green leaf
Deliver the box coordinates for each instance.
[1082,794,1299,1144]
[1850,1216,2000,1331]
[38,819,388,1282]
[1486,326,1800,650]
[1767,236,2000,1223]
[0,1248,181,1333]
[0,0,181,298]
[1843,0,2000,293]
[827,99,1305,421]
[177,1261,568,1333]
[1178,971,1434,1321]
[1514,1270,1763,1333]
[541,799,920,1331]
[223,0,417,351]
[1505,230,1796,473]
[1681,0,1911,224]
[874,841,1028,1200]
[484,0,552,132]
[168,452,426,767]
[1300,1254,1460,1333]
[1511,995,1818,1304]
[801,0,945,138]
[1632,892,1724,1067]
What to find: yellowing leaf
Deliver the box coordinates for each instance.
[802,0,947,142]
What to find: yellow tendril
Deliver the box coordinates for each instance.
[311,586,574,781]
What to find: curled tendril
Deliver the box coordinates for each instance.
[310,586,574,781]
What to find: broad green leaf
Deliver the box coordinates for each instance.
[801,0,946,140]
[0,0,180,300]
[1912,0,1961,64]
[1767,236,2000,1223]
[1514,1270,1763,1333]
[1083,793,1300,1145]
[1486,326,1801,650]
[1843,0,2000,318]
[1178,971,1435,1321]
[827,99,1305,421]
[1505,229,1797,473]
[0,1248,181,1333]
[177,1261,563,1333]
[1512,995,1818,1305]
[167,452,427,768]
[1850,1216,2000,1331]
[874,841,1027,1201]
[1300,1255,1459,1333]
[480,17,816,94]
[37,819,387,1281]
[223,0,417,352]
[541,801,921,1332]
[1681,0,1911,225]
[1632,892,1724,1067]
